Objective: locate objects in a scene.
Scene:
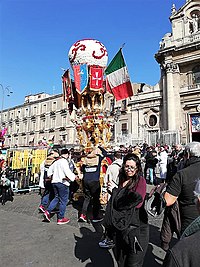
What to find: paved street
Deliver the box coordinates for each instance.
[0,185,173,267]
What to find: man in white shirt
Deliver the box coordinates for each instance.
[158,146,168,181]
[103,151,123,199]
[43,149,77,225]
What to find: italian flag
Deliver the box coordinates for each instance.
[105,49,133,101]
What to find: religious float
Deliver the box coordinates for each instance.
[62,39,113,203]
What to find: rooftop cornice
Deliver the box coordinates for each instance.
[2,93,63,112]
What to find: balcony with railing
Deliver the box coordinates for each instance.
[15,116,19,123]
[159,32,200,50]
[180,83,200,94]
[49,128,55,133]
[40,113,45,118]
[50,111,56,117]
[31,115,36,121]
[59,126,66,131]
[60,109,67,115]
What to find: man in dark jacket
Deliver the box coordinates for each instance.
[146,150,158,185]
[164,141,200,234]
[163,179,200,267]
[78,146,107,223]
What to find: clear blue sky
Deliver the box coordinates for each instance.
[0,0,185,109]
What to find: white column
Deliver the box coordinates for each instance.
[161,68,168,130]
[166,64,177,131]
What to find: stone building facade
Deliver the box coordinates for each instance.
[106,0,200,146]
[1,93,77,148]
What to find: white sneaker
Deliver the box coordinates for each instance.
[91,217,103,223]
[99,238,115,249]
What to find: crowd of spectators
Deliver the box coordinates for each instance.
[2,140,200,266]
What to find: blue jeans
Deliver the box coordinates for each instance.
[47,183,69,219]
[149,168,155,184]
[41,181,54,207]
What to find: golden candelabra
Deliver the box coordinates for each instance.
[71,88,113,203]
[72,89,113,152]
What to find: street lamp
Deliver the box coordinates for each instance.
[0,84,13,127]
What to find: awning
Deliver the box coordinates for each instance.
[48,135,55,141]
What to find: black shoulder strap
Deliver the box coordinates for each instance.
[112,162,121,168]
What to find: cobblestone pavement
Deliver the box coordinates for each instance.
[0,185,172,267]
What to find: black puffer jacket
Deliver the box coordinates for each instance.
[103,185,148,253]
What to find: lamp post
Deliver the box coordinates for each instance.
[0,84,13,128]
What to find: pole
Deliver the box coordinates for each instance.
[0,84,13,129]
[114,120,117,144]
[0,84,5,128]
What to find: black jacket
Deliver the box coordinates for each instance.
[104,185,148,253]
[166,157,200,232]
[160,201,181,245]
[163,228,200,267]
[146,153,158,169]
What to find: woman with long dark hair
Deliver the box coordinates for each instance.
[104,153,149,267]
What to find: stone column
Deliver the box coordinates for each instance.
[173,67,182,132]
[161,67,168,130]
[166,63,178,131]
[187,71,193,86]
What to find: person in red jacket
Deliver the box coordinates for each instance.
[103,153,149,267]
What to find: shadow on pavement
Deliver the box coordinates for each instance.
[143,223,178,266]
[74,226,115,267]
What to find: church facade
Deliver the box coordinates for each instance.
[107,0,200,146]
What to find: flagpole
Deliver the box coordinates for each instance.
[120,43,125,50]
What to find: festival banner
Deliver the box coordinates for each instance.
[73,64,88,94]
[62,69,72,103]
[90,66,104,90]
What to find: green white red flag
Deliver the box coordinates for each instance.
[105,49,133,101]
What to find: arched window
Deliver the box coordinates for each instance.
[193,65,200,84]
[149,115,157,127]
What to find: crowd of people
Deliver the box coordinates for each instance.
[1,141,200,266]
